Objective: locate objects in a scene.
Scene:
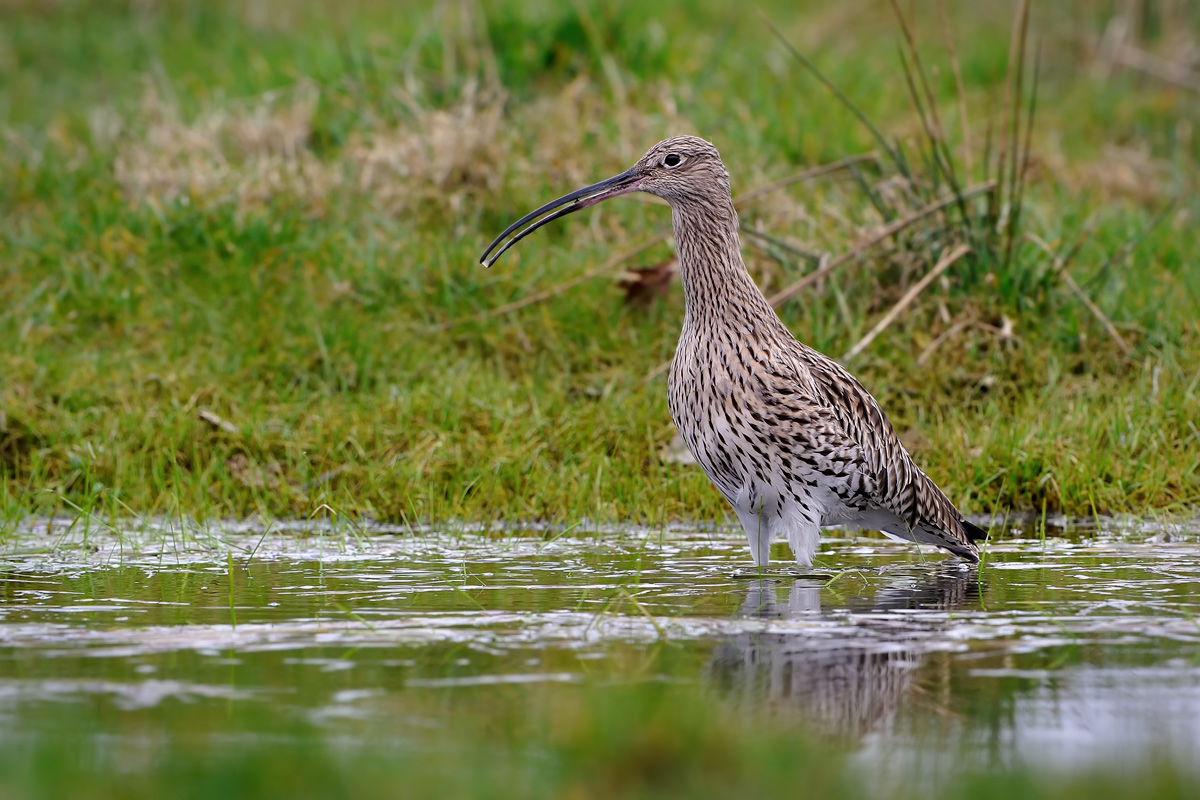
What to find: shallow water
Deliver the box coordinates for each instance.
[2,517,1200,779]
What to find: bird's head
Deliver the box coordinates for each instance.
[480,135,728,268]
[631,135,730,203]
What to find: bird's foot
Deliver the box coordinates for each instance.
[731,566,836,581]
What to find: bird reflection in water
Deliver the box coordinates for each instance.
[707,566,982,739]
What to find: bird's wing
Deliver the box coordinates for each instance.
[763,347,980,551]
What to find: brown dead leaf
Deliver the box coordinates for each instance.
[617,257,677,307]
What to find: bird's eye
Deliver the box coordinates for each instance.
[663,153,682,168]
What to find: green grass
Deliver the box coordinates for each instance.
[1,0,1198,530]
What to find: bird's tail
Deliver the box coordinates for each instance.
[962,519,990,543]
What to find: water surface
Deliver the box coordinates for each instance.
[2,517,1199,781]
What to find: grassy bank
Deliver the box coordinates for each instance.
[1,0,1198,529]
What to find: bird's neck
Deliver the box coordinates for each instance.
[670,195,778,330]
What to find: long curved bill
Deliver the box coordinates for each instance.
[479,169,642,268]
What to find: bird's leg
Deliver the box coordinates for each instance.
[730,531,778,579]
[731,495,774,576]
[754,494,769,564]
[731,543,775,580]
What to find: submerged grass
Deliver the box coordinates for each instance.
[1,0,1198,530]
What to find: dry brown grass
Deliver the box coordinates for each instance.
[106,75,702,224]
[114,82,328,212]
[345,82,508,218]
[1037,139,1180,203]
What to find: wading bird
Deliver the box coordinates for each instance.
[480,136,986,568]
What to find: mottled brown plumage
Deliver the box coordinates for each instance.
[481,136,985,567]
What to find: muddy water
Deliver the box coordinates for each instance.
[2,519,1199,776]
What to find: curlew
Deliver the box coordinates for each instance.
[480,136,986,568]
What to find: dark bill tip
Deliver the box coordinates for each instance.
[479,169,641,268]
